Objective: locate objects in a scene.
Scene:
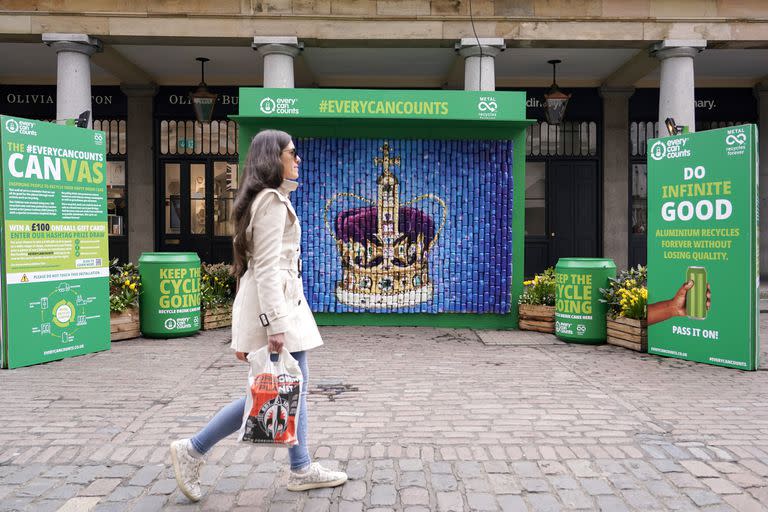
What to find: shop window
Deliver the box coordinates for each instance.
[630,120,750,157]
[94,120,128,238]
[106,161,128,236]
[630,121,658,157]
[160,120,169,154]
[165,163,181,235]
[180,121,191,155]
[159,120,238,155]
[190,163,206,234]
[526,121,597,157]
[202,122,211,154]
[697,120,750,131]
[631,163,647,234]
[213,161,236,236]
[93,119,127,156]
[525,162,546,236]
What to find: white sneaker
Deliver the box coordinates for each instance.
[170,439,204,502]
[287,462,348,492]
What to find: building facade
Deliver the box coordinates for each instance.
[1,0,767,277]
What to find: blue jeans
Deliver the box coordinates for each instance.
[190,350,311,471]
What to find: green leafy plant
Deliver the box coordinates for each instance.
[201,262,236,310]
[109,258,142,313]
[518,267,556,306]
[599,265,648,320]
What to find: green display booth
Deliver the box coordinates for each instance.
[233,88,532,330]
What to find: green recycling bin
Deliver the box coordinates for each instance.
[138,252,201,338]
[555,258,616,344]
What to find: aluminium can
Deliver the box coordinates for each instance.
[686,266,708,320]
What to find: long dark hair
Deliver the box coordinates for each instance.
[231,129,292,277]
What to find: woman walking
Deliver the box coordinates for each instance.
[170,129,347,502]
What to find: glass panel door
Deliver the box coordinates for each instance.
[190,163,206,235]
[631,163,648,235]
[159,159,238,261]
[164,163,182,236]
[106,161,127,238]
[213,161,236,236]
[524,162,546,236]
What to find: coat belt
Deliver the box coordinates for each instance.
[277,258,302,276]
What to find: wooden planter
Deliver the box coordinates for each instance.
[607,316,648,352]
[202,303,233,330]
[518,304,555,333]
[110,308,140,341]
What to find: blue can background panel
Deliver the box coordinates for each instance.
[293,138,514,314]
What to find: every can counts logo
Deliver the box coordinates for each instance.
[651,138,691,161]
[4,118,37,136]
[259,97,299,115]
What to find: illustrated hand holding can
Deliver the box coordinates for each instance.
[647,270,712,326]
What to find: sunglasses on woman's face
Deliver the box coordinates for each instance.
[283,147,298,159]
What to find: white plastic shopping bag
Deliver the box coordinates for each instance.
[238,347,303,446]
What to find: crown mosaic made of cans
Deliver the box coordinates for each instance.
[324,143,446,309]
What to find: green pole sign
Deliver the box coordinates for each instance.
[0,115,110,369]
[647,124,759,370]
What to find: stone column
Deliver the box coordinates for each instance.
[252,37,302,88]
[42,33,102,128]
[600,86,635,270]
[651,39,706,133]
[456,38,505,91]
[756,83,768,279]
[121,84,158,263]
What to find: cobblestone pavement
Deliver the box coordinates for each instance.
[1,317,767,512]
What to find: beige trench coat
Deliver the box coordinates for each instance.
[230,180,323,354]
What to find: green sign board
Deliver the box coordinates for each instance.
[0,115,110,368]
[647,124,759,370]
[237,88,526,122]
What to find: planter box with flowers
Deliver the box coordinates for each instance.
[202,303,233,330]
[109,259,142,341]
[518,267,556,333]
[600,266,648,352]
[201,262,236,330]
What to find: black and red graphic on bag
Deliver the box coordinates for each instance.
[243,372,301,445]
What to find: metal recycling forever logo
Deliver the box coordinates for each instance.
[725,133,747,146]
[478,100,497,112]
